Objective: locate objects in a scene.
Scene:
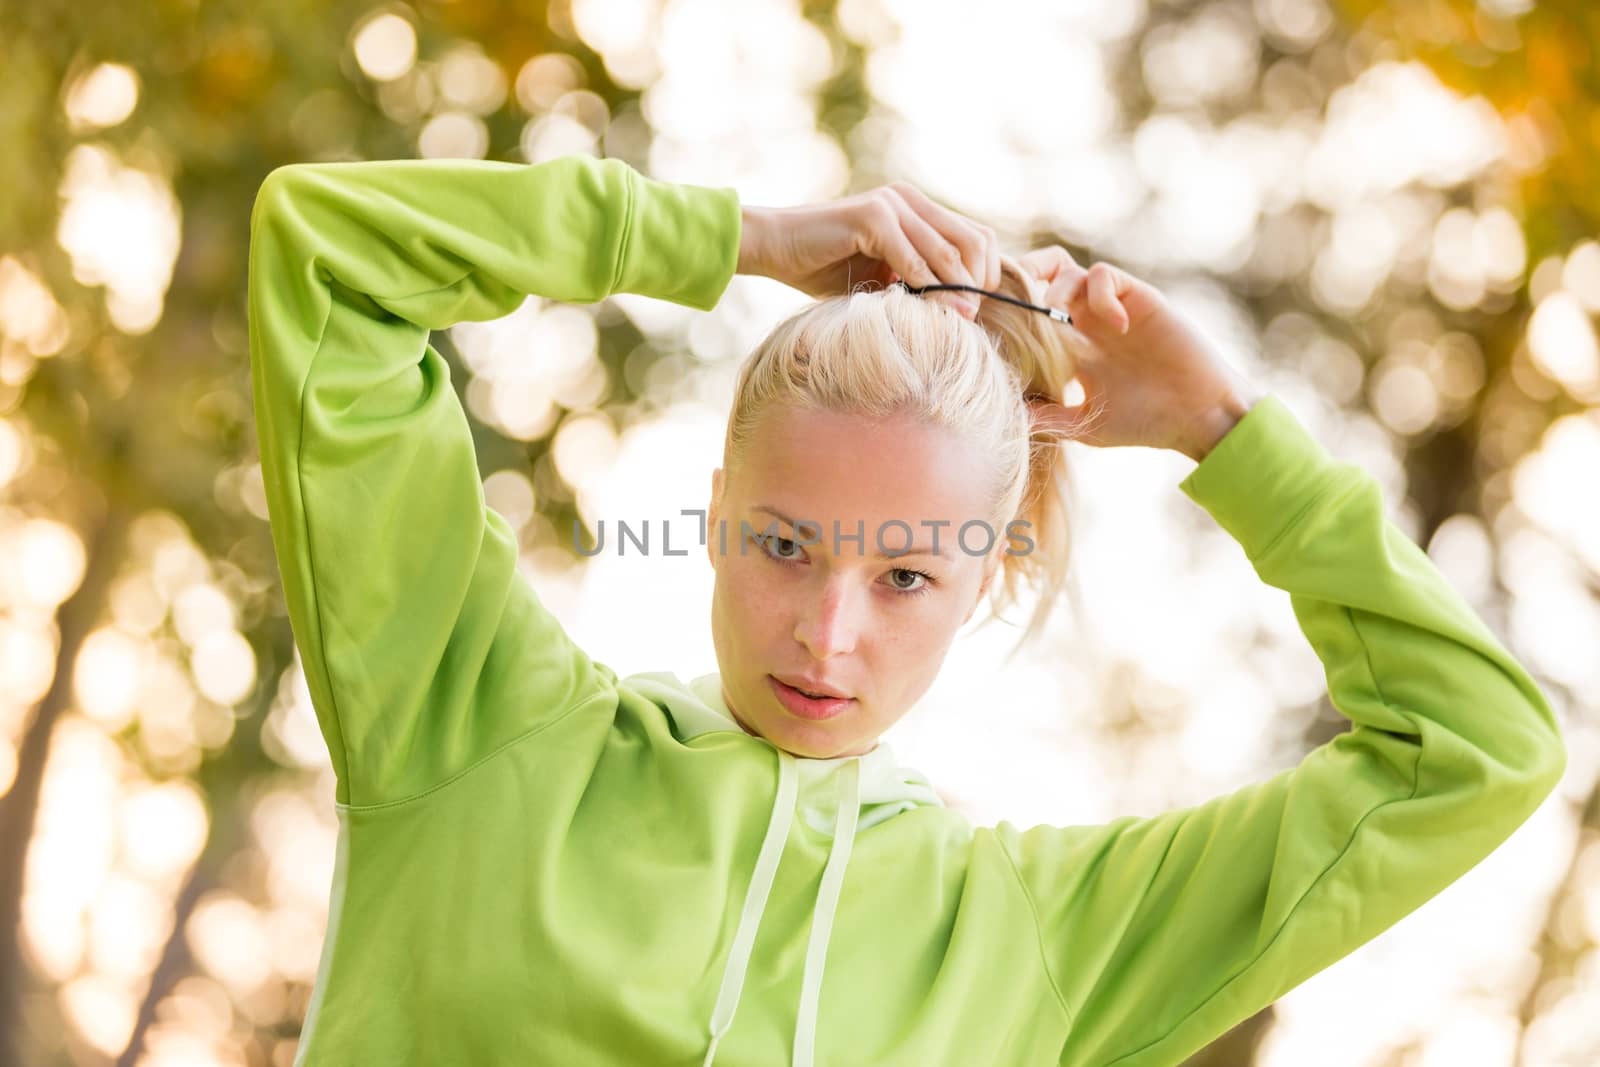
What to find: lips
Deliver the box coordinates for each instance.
[768,676,855,722]
[773,675,851,700]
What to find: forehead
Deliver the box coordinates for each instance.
[730,405,996,529]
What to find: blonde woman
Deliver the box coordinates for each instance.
[246,153,1566,1066]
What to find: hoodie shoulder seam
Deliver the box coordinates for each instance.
[994,831,1076,1030]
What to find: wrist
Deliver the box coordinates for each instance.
[737,205,769,277]
[1181,389,1259,463]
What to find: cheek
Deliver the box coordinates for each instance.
[882,607,946,654]
[718,552,783,626]
[879,594,966,656]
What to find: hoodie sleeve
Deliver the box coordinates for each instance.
[245,154,741,808]
[992,393,1567,1067]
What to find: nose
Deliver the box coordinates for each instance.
[794,576,861,659]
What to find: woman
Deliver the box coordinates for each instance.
[246,153,1566,1066]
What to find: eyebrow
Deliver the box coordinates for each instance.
[751,505,949,560]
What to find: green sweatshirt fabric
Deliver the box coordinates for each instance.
[246,153,1567,1067]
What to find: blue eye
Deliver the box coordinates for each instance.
[750,534,936,599]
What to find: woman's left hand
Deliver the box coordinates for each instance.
[1018,246,1266,461]
[737,182,1001,321]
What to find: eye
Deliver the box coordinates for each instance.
[752,533,937,600]
[885,567,936,598]
[752,533,805,562]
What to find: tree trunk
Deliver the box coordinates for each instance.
[0,507,129,1067]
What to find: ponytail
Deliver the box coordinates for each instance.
[971,257,1105,659]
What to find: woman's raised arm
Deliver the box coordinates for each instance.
[994,394,1566,1067]
[245,154,740,808]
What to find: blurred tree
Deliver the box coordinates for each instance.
[1321,0,1599,538]
[1330,0,1599,254]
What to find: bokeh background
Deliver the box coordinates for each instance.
[3,0,1599,1063]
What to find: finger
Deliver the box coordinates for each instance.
[1023,247,1090,309]
[889,182,990,292]
[1019,245,1084,283]
[1018,246,1070,283]
[861,197,939,291]
[983,225,1000,291]
[1043,256,1089,307]
[862,191,986,319]
[885,192,977,296]
[1090,265,1130,333]
[1064,264,1128,334]
[881,200,982,318]
[1044,271,1083,309]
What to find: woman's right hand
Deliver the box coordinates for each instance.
[1017,245,1264,460]
[737,183,1000,321]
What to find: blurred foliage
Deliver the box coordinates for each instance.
[0,1,1595,1064]
[1330,0,1600,258]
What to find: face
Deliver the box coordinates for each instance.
[706,404,1004,759]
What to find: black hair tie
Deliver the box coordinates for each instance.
[892,280,1072,326]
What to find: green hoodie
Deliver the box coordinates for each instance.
[246,153,1567,1067]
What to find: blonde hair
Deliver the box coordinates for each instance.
[722,255,1105,657]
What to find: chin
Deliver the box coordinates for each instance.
[760,721,834,759]
[786,728,873,761]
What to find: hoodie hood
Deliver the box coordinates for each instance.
[620,670,945,1067]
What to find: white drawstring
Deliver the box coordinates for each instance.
[793,757,861,1067]
[703,750,797,1066]
[700,751,864,1067]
